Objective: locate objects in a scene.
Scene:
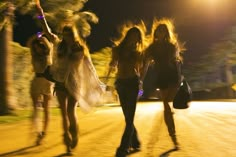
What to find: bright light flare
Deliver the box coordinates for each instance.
[183,0,233,21]
[204,0,223,6]
[191,0,229,5]
[189,101,236,113]
[188,0,231,11]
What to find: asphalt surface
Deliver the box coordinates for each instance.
[0,101,235,157]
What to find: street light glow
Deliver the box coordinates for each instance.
[191,0,228,5]
[182,0,233,21]
[190,0,230,9]
[204,0,222,5]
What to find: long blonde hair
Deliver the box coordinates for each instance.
[149,18,185,62]
[112,21,148,53]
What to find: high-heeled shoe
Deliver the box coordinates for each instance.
[63,133,72,154]
[130,139,141,151]
[128,143,141,154]
[36,131,46,145]
[170,134,180,150]
[69,126,78,149]
[115,148,128,157]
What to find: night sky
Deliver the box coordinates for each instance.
[13,0,236,63]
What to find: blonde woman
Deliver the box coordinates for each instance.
[144,19,185,149]
[28,34,54,145]
[107,23,146,157]
[36,3,104,155]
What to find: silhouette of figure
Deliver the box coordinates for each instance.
[28,33,54,145]
[107,24,145,157]
[36,3,104,155]
[144,19,184,150]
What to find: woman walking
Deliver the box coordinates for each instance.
[144,19,185,149]
[107,24,146,157]
[36,2,104,154]
[28,33,54,145]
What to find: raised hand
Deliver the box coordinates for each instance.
[35,0,44,16]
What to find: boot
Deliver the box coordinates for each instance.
[69,125,78,149]
[63,132,72,154]
[36,131,46,145]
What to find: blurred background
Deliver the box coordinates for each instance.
[1,0,236,115]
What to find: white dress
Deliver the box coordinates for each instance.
[65,55,105,112]
[51,42,105,112]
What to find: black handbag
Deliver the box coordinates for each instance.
[173,79,192,109]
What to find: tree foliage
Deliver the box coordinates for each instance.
[0,0,98,38]
[186,25,236,91]
[12,42,33,107]
[90,47,117,85]
[0,0,99,114]
[35,0,98,38]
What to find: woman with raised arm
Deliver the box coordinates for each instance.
[28,33,54,145]
[36,2,104,155]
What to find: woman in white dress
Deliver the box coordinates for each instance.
[36,3,104,155]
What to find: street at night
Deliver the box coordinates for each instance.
[1,0,236,157]
[0,101,235,157]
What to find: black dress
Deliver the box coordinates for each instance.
[146,41,181,90]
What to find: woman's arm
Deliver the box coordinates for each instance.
[35,2,58,43]
[109,47,118,67]
[168,43,178,66]
[105,48,118,83]
[140,47,152,82]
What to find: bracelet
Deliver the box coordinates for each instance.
[37,15,44,20]
[37,32,43,38]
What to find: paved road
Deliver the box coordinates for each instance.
[0,101,236,157]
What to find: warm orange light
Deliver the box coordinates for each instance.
[232,84,236,91]
[205,0,221,5]
[185,0,232,18]
[191,0,230,8]
[35,0,40,5]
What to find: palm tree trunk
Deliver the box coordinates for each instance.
[0,3,16,115]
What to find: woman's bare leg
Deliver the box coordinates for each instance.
[32,95,39,133]
[160,87,179,148]
[35,95,50,145]
[67,95,78,149]
[32,94,45,145]
[42,95,51,134]
[56,90,72,153]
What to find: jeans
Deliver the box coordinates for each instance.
[115,76,140,152]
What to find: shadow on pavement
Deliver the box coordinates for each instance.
[54,152,74,157]
[0,145,36,157]
[159,147,179,157]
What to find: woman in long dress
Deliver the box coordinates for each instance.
[36,3,104,154]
